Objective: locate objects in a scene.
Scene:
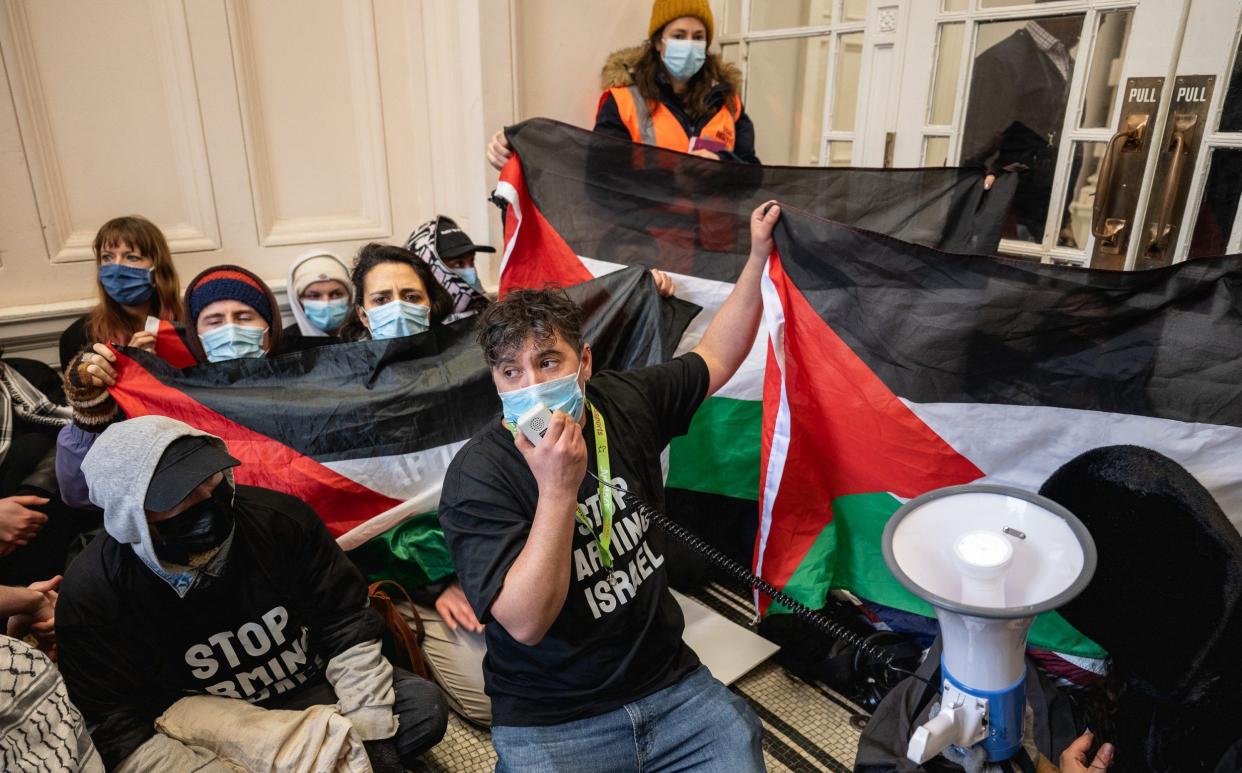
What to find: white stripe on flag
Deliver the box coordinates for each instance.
[904,400,1242,530]
[579,257,765,401]
[494,180,521,278]
[755,256,792,612]
[328,441,467,550]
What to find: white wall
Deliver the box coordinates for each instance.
[0,0,513,365]
[1,0,735,366]
[512,1,645,127]
[510,0,729,126]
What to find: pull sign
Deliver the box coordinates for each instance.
[1135,74,1216,270]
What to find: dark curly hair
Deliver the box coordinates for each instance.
[339,243,454,341]
[477,287,584,367]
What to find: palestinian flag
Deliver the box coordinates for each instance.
[152,319,197,368]
[759,207,1242,658]
[494,118,1015,563]
[106,267,695,588]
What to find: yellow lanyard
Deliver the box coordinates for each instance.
[578,400,614,570]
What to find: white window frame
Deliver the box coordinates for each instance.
[717,0,867,166]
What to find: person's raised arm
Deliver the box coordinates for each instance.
[691,201,780,395]
[489,411,586,645]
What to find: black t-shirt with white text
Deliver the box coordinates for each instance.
[439,353,710,726]
[56,487,384,768]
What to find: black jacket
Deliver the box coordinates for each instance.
[57,486,385,769]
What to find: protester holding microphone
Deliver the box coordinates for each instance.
[437,201,781,771]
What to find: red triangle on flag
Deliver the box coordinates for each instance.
[756,252,983,609]
[497,153,593,295]
[107,348,402,537]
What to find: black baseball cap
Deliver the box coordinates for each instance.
[435,216,496,260]
[144,436,240,512]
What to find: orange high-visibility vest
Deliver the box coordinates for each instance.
[604,85,741,152]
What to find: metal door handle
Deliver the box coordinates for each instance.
[1091,113,1148,239]
[1146,112,1198,256]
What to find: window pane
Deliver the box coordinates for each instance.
[724,0,742,35]
[1188,148,1242,258]
[842,0,866,21]
[747,36,831,165]
[923,136,951,166]
[831,32,864,131]
[828,140,853,166]
[721,42,742,69]
[1057,141,1106,251]
[928,23,965,125]
[1079,9,1133,129]
[960,14,1084,243]
[750,0,832,31]
[1221,31,1242,131]
[941,0,968,10]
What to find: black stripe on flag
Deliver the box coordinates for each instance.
[505,117,1015,283]
[125,267,700,462]
[773,209,1242,428]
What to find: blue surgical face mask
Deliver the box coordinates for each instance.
[99,263,155,306]
[367,299,430,340]
[456,267,483,292]
[302,298,350,332]
[662,38,707,82]
[200,324,267,362]
[499,360,585,427]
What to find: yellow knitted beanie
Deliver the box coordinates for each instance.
[648,0,715,45]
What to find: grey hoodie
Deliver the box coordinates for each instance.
[78,416,399,746]
[81,415,234,597]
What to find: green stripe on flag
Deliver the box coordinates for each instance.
[349,512,457,590]
[668,396,763,500]
[771,492,1106,659]
[767,522,838,616]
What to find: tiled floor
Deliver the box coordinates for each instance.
[412,713,496,772]
[413,581,868,772]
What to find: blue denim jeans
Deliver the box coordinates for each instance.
[491,665,766,772]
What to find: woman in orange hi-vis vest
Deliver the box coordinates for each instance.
[485,0,759,170]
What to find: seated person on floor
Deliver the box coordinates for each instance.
[405,215,494,321]
[1,576,104,771]
[857,444,1242,772]
[58,215,184,369]
[182,264,284,363]
[55,415,448,772]
[56,264,285,510]
[0,353,104,591]
[284,250,354,351]
[1040,445,1242,772]
[339,243,454,341]
[436,202,782,771]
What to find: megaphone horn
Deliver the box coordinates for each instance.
[881,484,1096,763]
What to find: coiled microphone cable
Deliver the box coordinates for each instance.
[587,470,927,685]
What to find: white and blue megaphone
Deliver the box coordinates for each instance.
[881,484,1096,764]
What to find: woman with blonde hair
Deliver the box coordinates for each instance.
[57,216,184,367]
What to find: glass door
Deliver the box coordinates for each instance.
[881,0,1235,268]
[717,0,869,166]
[1145,0,1242,266]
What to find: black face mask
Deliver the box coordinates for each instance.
[151,485,235,565]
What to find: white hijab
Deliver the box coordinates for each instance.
[285,249,353,337]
